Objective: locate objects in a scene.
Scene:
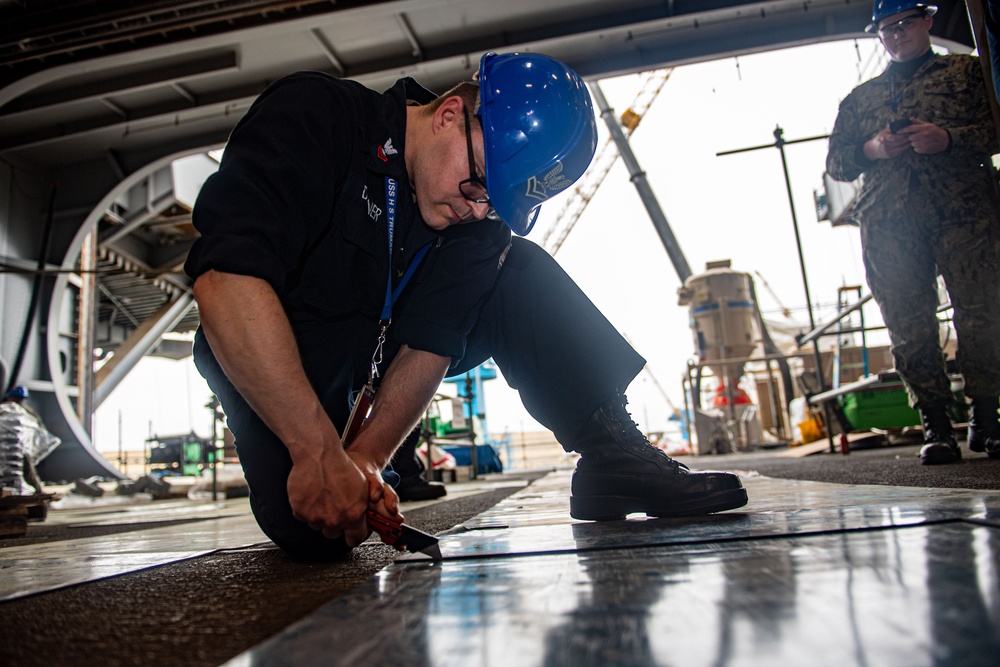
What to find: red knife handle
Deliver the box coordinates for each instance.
[366,510,404,548]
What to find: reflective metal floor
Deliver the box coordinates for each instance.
[0,477,527,602]
[0,500,268,601]
[225,471,1000,667]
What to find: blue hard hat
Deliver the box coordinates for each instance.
[4,386,29,399]
[477,52,598,236]
[866,1,937,33]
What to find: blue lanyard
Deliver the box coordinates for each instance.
[370,177,429,382]
[380,176,429,322]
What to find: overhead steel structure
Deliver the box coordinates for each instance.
[0,0,977,480]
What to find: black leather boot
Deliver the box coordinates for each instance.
[569,393,748,521]
[391,428,446,501]
[918,404,960,465]
[967,396,1000,459]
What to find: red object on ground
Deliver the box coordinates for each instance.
[712,383,752,408]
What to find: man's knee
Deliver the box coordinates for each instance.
[249,491,353,561]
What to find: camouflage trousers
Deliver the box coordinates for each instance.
[861,185,1000,408]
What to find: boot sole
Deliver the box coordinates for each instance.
[570,487,749,522]
[969,437,1000,454]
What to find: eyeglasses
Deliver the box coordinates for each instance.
[459,108,491,208]
[877,15,923,39]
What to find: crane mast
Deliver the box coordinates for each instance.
[541,68,674,255]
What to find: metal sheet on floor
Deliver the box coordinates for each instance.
[428,473,1000,560]
[0,512,268,601]
[225,521,1000,667]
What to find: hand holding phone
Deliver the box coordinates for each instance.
[889,118,912,133]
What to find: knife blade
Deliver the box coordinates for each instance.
[366,509,442,560]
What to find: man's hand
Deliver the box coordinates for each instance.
[286,445,404,548]
[287,444,371,547]
[863,128,911,160]
[347,449,403,520]
[896,119,950,154]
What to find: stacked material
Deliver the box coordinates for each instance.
[0,402,60,495]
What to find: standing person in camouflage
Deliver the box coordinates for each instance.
[827,1,1000,465]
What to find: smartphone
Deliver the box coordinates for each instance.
[889,119,911,133]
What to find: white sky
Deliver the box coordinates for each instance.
[94,37,902,452]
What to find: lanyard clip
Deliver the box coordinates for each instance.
[369,320,390,383]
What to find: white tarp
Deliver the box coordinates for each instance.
[0,402,61,494]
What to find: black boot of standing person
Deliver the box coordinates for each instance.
[919,403,960,465]
[568,392,748,521]
[967,396,1000,459]
[391,427,447,501]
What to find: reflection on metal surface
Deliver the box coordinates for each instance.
[0,510,267,601]
[42,499,242,526]
[2,553,209,602]
[228,523,1000,667]
[2,477,528,602]
[410,474,1000,561]
[227,472,1000,667]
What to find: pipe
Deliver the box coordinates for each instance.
[5,183,56,395]
[796,294,874,347]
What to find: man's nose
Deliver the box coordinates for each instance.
[470,200,491,220]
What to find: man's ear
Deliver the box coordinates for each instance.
[432,96,465,135]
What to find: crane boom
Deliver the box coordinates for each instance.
[541,68,673,255]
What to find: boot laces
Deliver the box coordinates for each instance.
[920,407,953,441]
[607,399,689,471]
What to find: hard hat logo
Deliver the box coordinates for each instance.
[477,52,598,236]
[525,162,573,202]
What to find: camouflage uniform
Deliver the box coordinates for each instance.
[827,53,1000,407]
